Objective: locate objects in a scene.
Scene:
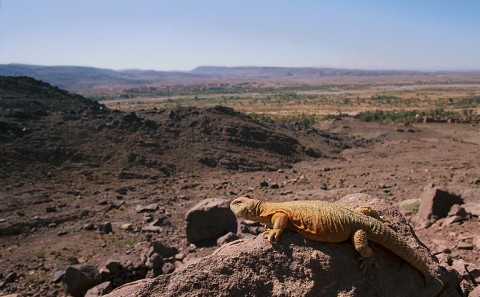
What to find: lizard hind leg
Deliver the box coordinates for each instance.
[352,229,378,274]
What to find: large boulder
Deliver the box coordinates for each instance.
[105,193,461,297]
[185,198,237,244]
[416,185,464,227]
[62,265,102,297]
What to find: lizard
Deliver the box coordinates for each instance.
[229,196,431,281]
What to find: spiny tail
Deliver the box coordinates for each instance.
[365,221,431,281]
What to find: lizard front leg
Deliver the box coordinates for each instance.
[263,212,289,243]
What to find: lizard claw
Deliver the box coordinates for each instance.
[263,229,280,243]
[359,256,378,275]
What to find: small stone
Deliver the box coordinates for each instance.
[473,237,480,250]
[141,226,163,233]
[57,230,68,236]
[52,270,66,283]
[99,222,113,234]
[447,204,468,218]
[174,253,185,261]
[269,182,280,189]
[83,223,95,231]
[98,199,108,205]
[469,286,480,297]
[457,242,473,250]
[150,253,164,269]
[121,223,133,231]
[136,203,160,213]
[105,259,122,274]
[46,206,57,213]
[216,231,238,246]
[319,183,328,190]
[443,215,463,225]
[259,181,269,188]
[162,262,175,274]
[5,272,17,283]
[48,223,57,228]
[150,216,172,227]
[245,187,254,193]
[84,281,112,297]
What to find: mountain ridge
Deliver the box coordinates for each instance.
[2,63,480,95]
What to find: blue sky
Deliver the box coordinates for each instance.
[0,0,479,71]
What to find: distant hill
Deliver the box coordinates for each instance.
[1,64,480,95]
[191,66,422,77]
[0,64,201,92]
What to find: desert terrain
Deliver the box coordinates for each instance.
[0,73,479,296]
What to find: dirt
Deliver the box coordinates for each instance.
[0,76,479,296]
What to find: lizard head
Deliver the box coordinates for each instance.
[230,196,262,220]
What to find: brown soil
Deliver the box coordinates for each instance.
[0,77,479,296]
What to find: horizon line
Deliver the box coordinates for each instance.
[2,62,480,73]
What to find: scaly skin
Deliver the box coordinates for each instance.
[230,196,431,280]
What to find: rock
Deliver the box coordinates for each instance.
[136,203,159,213]
[185,198,237,244]
[417,185,463,226]
[105,259,122,275]
[121,223,133,231]
[174,253,185,261]
[104,193,461,297]
[83,223,95,231]
[447,204,468,218]
[457,242,473,250]
[57,230,68,236]
[216,231,238,246]
[84,281,112,297]
[4,272,17,283]
[99,222,113,234]
[259,181,269,188]
[443,216,463,225]
[269,182,280,189]
[150,215,172,227]
[319,182,328,190]
[161,262,175,274]
[141,226,162,233]
[46,206,57,213]
[469,286,480,297]
[52,270,66,283]
[148,253,164,270]
[149,241,178,258]
[62,265,101,297]
[463,203,480,217]
[473,237,480,250]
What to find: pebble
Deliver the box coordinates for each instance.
[57,231,68,236]
[457,242,474,250]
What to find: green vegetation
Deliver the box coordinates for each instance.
[115,237,136,249]
[251,113,317,126]
[324,108,479,123]
[34,249,46,259]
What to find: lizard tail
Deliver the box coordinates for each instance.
[366,222,431,281]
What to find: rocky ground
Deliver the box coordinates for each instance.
[0,77,479,296]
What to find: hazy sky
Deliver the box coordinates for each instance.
[1,0,479,71]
